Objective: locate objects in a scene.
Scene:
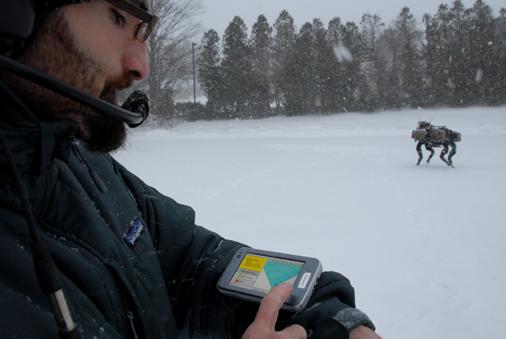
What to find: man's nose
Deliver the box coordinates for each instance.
[122,40,149,81]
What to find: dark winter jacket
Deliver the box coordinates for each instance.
[0,80,372,338]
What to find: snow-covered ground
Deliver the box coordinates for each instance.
[114,106,506,339]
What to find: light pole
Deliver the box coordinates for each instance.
[192,42,197,104]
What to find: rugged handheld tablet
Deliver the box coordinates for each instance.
[217,247,322,311]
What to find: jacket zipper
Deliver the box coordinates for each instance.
[127,311,139,339]
[71,142,107,193]
[68,143,144,338]
[40,225,141,338]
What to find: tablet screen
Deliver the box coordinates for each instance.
[229,253,303,294]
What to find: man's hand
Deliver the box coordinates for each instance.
[350,325,382,339]
[242,283,307,339]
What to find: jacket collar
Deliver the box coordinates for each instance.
[0,81,76,178]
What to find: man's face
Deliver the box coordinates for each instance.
[17,0,149,152]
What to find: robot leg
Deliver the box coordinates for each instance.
[426,144,435,163]
[448,142,457,167]
[440,144,450,166]
[416,142,424,165]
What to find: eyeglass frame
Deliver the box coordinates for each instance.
[104,0,159,42]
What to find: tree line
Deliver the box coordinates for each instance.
[182,0,505,121]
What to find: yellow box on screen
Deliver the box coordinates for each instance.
[239,254,268,272]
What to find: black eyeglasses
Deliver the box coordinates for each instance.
[105,0,159,42]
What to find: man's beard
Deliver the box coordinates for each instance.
[12,10,135,153]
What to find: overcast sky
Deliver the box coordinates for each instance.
[197,0,505,35]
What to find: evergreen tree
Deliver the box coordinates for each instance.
[447,0,472,105]
[250,15,273,117]
[312,18,335,112]
[466,0,496,104]
[492,8,506,104]
[197,29,224,118]
[325,17,348,112]
[338,22,366,111]
[379,27,402,108]
[424,4,453,106]
[221,16,253,118]
[395,7,425,108]
[360,13,388,110]
[272,10,296,112]
[283,22,317,115]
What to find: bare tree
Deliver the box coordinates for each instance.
[137,0,203,126]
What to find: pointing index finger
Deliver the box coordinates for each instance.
[254,283,292,330]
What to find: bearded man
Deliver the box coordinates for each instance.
[0,1,380,338]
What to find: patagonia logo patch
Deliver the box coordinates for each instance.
[123,217,145,247]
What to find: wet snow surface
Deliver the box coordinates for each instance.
[114,106,506,339]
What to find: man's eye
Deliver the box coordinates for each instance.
[110,8,126,26]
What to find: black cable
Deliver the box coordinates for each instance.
[0,55,147,127]
[0,129,81,338]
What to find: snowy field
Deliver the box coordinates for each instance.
[114,106,506,339]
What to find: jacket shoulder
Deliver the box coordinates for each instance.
[110,157,196,224]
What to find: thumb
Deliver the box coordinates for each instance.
[278,324,307,339]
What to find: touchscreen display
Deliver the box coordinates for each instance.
[229,254,303,293]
